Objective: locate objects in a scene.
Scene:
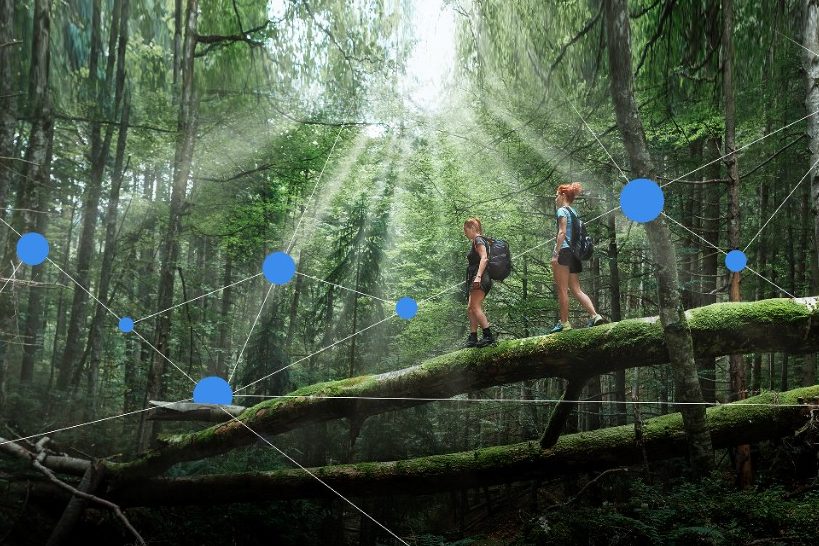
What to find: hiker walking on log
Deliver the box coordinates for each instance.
[550,182,606,333]
[463,217,496,347]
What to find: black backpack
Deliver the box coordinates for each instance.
[479,236,513,281]
[562,207,594,261]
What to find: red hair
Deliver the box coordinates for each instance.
[464,217,482,233]
[556,182,582,204]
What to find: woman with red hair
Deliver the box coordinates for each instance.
[463,217,495,347]
[550,182,605,333]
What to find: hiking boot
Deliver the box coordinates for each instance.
[549,321,572,334]
[464,332,478,348]
[476,329,496,348]
[586,314,608,327]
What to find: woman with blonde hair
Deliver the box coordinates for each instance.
[550,182,606,333]
[463,217,495,347]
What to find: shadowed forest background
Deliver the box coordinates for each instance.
[1,0,819,544]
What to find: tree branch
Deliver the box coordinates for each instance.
[634,0,677,77]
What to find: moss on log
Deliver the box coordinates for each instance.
[106,385,819,505]
[109,297,819,480]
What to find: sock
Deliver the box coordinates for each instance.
[482,327,492,338]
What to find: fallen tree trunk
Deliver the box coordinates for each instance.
[145,400,245,421]
[103,384,818,505]
[108,297,819,479]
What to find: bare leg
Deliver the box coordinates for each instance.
[466,297,478,333]
[568,273,598,317]
[468,289,489,329]
[552,260,570,323]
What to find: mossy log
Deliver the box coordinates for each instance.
[105,385,819,505]
[109,297,819,480]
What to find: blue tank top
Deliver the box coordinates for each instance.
[556,206,576,249]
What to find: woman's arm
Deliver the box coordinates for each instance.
[553,216,567,256]
[473,240,489,284]
[475,243,489,276]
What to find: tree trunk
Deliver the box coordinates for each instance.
[607,183,626,425]
[213,253,233,376]
[138,0,199,452]
[603,0,713,474]
[285,249,304,355]
[587,256,602,430]
[113,296,819,479]
[0,0,52,408]
[723,0,752,487]
[49,203,76,392]
[84,0,130,416]
[0,0,17,214]
[805,0,819,289]
[101,384,819,505]
[57,0,123,390]
[19,158,53,383]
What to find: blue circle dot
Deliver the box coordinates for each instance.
[16,232,49,266]
[725,249,747,272]
[193,376,233,405]
[118,316,134,333]
[262,251,296,285]
[396,296,418,320]
[620,178,664,223]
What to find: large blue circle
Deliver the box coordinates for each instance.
[16,232,49,266]
[118,316,134,333]
[620,178,664,223]
[725,249,747,272]
[395,296,418,320]
[262,251,296,285]
[193,376,233,405]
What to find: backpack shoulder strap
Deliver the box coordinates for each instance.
[474,236,490,255]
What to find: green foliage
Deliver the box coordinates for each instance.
[516,477,819,545]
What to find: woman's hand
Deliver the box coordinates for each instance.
[551,251,558,266]
[471,275,482,290]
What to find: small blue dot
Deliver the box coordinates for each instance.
[118,316,134,333]
[620,178,664,223]
[725,249,747,272]
[16,232,49,266]
[396,296,418,319]
[262,251,296,285]
[193,376,233,405]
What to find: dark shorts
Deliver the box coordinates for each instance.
[557,247,582,274]
[465,266,492,301]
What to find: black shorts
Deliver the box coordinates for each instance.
[557,247,582,273]
[465,266,492,301]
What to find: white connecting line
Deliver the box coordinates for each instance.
[662,213,795,298]
[233,312,397,394]
[660,108,819,189]
[0,399,191,449]
[295,270,393,304]
[232,393,804,407]
[134,272,263,324]
[229,125,346,385]
[743,155,819,253]
[0,260,21,296]
[285,125,345,254]
[228,283,274,384]
[220,406,410,545]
